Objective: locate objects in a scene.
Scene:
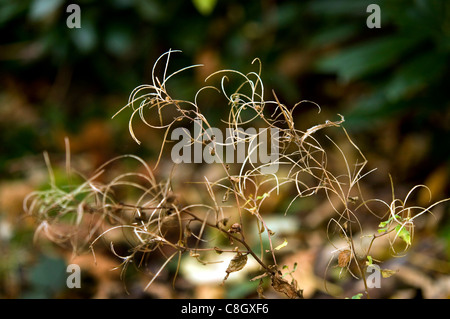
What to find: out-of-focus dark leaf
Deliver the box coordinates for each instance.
[0,2,27,25]
[104,26,133,57]
[25,254,67,298]
[308,24,359,47]
[307,0,372,16]
[385,51,447,101]
[135,0,166,22]
[29,0,64,21]
[316,34,426,82]
[70,20,98,53]
[343,93,404,128]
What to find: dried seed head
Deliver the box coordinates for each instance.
[229,176,239,183]
[228,223,242,233]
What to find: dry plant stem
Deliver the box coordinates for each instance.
[346,213,370,298]
[191,111,278,268]
[181,209,273,274]
[26,50,450,299]
[117,201,271,272]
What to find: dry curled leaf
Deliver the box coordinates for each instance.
[381,268,398,278]
[257,279,266,299]
[271,272,303,299]
[226,252,247,273]
[338,250,351,268]
[222,252,248,284]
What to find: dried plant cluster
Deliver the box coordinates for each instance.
[24,50,449,299]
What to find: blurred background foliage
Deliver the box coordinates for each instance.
[0,0,449,298]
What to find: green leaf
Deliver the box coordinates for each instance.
[346,293,363,299]
[378,214,401,228]
[256,193,269,200]
[281,262,298,279]
[378,221,389,228]
[274,238,288,251]
[192,0,217,16]
[395,225,411,245]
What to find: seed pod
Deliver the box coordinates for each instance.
[338,249,351,268]
[229,176,239,183]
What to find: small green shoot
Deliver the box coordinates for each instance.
[281,262,298,279]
